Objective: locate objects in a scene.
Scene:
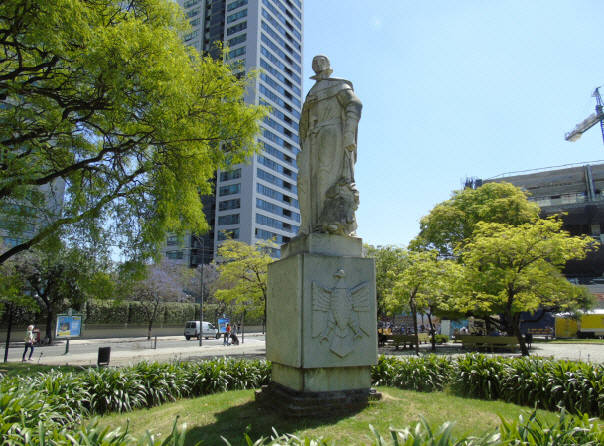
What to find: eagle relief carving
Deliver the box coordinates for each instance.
[312,268,371,358]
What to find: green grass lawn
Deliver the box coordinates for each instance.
[0,362,88,378]
[96,387,561,446]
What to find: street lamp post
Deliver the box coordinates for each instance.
[199,261,204,346]
[197,237,205,347]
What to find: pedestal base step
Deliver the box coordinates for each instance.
[255,382,382,417]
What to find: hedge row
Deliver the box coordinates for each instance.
[1,358,271,443]
[1,300,266,328]
[373,354,604,418]
[1,355,602,445]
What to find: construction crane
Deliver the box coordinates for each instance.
[565,87,604,145]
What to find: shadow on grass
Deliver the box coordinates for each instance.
[183,398,364,446]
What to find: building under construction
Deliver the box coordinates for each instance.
[478,162,604,308]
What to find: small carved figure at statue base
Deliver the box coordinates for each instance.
[318,179,359,235]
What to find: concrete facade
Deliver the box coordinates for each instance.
[483,162,604,308]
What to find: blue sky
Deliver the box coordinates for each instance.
[302,0,604,248]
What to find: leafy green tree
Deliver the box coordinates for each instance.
[453,218,595,355]
[0,0,265,264]
[412,182,540,255]
[385,250,459,354]
[125,260,194,339]
[0,254,37,362]
[214,239,274,333]
[365,245,408,319]
[13,241,115,343]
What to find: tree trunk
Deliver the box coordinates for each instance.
[3,304,13,363]
[427,312,436,352]
[410,296,419,356]
[262,294,267,335]
[513,313,529,356]
[46,308,54,344]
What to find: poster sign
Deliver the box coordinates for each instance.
[55,314,82,338]
[217,318,229,333]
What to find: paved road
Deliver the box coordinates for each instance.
[3,336,602,367]
[2,334,267,367]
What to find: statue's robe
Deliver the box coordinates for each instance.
[297,76,362,235]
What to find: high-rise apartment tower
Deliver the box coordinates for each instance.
[166,0,303,266]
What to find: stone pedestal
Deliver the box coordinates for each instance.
[257,234,379,416]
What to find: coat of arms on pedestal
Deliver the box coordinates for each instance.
[312,268,371,357]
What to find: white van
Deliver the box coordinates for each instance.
[184,321,219,340]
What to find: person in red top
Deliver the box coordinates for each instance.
[224,323,231,346]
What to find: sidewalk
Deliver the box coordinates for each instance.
[2,334,267,367]
[64,332,265,345]
[2,332,264,347]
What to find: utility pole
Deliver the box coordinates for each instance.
[565,87,604,145]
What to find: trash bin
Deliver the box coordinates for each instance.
[97,346,111,366]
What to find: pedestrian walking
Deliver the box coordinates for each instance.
[224,323,231,346]
[22,324,35,362]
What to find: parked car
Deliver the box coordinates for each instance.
[184,321,220,340]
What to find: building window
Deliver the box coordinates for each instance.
[257,197,300,221]
[263,114,300,141]
[259,62,301,96]
[227,9,247,24]
[186,8,200,18]
[228,33,246,46]
[219,198,240,211]
[262,142,297,168]
[255,227,291,244]
[260,34,301,73]
[166,250,184,259]
[184,0,200,7]
[228,47,246,59]
[218,213,240,225]
[220,168,241,182]
[256,212,298,233]
[261,10,301,52]
[261,0,301,39]
[260,24,301,63]
[257,183,298,208]
[219,183,241,196]
[218,228,240,240]
[227,21,247,35]
[166,235,179,246]
[227,0,248,11]
[184,30,199,42]
[257,168,297,193]
[259,83,301,119]
[190,18,201,27]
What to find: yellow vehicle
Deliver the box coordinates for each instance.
[578,310,604,338]
[555,310,604,338]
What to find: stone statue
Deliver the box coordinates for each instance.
[298,55,362,236]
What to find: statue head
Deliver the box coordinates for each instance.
[311,54,333,79]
